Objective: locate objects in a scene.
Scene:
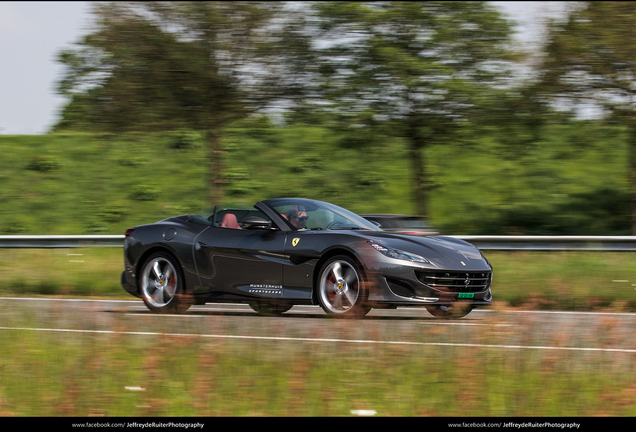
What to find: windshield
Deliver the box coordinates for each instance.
[262,198,381,231]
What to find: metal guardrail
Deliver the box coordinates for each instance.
[451,236,636,251]
[1,234,636,251]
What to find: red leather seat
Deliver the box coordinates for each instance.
[221,213,241,229]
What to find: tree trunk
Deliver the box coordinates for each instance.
[207,130,225,206]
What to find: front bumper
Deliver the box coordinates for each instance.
[367,265,493,307]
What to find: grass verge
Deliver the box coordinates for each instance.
[1,249,636,416]
[1,248,635,312]
[0,324,635,416]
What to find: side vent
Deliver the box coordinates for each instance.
[387,279,415,298]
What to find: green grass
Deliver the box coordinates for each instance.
[1,247,635,417]
[487,251,636,311]
[0,322,635,416]
[0,248,124,298]
[0,132,209,236]
[0,121,631,236]
[1,248,635,312]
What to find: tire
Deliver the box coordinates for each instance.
[139,252,192,313]
[425,304,473,319]
[317,255,370,318]
[249,302,293,316]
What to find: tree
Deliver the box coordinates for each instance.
[538,1,636,234]
[309,1,515,217]
[55,1,307,204]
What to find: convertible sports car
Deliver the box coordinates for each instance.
[121,198,492,318]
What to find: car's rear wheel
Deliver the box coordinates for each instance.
[140,252,192,313]
[425,304,473,319]
[317,255,370,318]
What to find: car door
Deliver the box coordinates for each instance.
[281,230,322,300]
[193,207,288,299]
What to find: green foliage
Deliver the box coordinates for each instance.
[0,120,630,236]
[54,1,522,218]
[310,1,517,216]
[0,132,208,235]
[53,1,317,205]
[26,155,64,172]
[430,121,630,235]
[224,167,255,197]
[538,2,636,233]
[129,185,160,202]
[169,129,203,150]
[55,2,282,132]
[540,2,636,105]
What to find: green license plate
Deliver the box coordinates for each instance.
[458,293,474,299]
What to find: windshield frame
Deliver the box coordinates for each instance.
[260,198,381,232]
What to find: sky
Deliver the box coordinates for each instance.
[0,1,567,135]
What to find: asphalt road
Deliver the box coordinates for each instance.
[1,297,636,354]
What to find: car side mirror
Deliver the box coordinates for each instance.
[370,220,382,228]
[242,216,272,230]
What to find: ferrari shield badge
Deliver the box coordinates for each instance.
[292,238,300,247]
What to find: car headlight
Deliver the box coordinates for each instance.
[368,241,430,264]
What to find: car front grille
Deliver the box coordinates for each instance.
[416,271,492,293]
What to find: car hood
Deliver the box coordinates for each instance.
[353,230,491,271]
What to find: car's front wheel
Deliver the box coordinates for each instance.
[139,252,192,313]
[317,255,370,318]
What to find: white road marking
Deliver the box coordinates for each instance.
[125,312,236,317]
[351,410,377,416]
[123,312,518,325]
[0,297,138,303]
[1,325,634,353]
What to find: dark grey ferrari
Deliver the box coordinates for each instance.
[121,198,492,318]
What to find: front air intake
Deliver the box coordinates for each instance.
[415,271,492,293]
[387,279,415,298]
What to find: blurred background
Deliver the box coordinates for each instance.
[2,2,636,419]
[2,1,633,237]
